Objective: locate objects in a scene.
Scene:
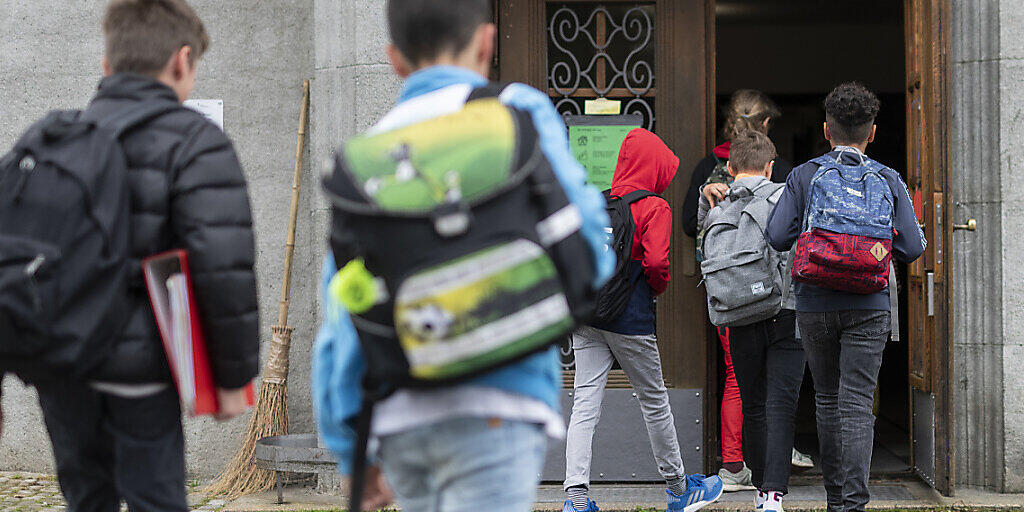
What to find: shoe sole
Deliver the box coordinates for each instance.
[722,483,757,492]
[683,483,725,512]
[791,460,814,468]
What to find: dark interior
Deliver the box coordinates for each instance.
[714,0,911,476]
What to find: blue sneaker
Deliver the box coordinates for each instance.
[562,498,599,512]
[667,474,724,512]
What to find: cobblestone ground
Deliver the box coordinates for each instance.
[0,473,228,512]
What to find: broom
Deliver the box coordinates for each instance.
[206,79,311,497]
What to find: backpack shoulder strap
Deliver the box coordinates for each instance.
[810,154,841,169]
[467,82,513,102]
[96,102,184,138]
[750,181,784,199]
[620,189,661,205]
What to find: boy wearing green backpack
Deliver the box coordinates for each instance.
[311,1,615,511]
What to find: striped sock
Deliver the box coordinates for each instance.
[667,476,686,495]
[567,485,590,510]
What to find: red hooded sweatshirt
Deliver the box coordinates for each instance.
[610,128,678,295]
[594,129,677,335]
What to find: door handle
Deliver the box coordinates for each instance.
[953,219,977,231]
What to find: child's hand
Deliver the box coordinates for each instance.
[214,387,250,421]
[359,466,394,511]
[702,183,730,208]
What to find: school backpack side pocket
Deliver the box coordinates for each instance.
[701,248,781,327]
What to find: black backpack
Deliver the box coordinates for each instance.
[0,103,178,381]
[592,189,660,324]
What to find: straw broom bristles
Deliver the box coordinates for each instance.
[205,80,310,498]
[204,327,292,497]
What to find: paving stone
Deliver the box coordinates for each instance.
[0,472,228,512]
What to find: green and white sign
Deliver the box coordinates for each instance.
[565,114,642,191]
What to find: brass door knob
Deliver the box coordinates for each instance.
[953,219,977,231]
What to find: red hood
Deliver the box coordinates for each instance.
[713,141,730,159]
[609,128,679,195]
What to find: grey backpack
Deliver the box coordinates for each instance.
[699,181,785,327]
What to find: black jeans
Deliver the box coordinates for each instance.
[797,310,890,512]
[728,309,805,494]
[35,382,187,512]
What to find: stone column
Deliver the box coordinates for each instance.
[310,0,402,299]
[995,0,1024,493]
[950,0,1024,493]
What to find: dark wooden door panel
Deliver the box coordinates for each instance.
[499,0,715,471]
[904,0,953,495]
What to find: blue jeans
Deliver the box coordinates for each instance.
[797,310,890,512]
[378,417,547,512]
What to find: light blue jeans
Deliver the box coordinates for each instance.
[378,417,548,512]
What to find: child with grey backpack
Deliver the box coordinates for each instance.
[698,130,804,512]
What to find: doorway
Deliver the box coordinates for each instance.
[499,0,952,490]
[716,0,909,477]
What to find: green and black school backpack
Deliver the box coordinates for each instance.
[322,84,598,390]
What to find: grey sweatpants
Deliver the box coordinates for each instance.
[563,326,684,490]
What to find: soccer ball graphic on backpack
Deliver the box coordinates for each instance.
[399,304,455,343]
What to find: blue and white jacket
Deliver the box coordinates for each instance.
[311,65,614,474]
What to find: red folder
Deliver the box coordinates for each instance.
[142,249,254,416]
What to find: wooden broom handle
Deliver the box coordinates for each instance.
[277,80,310,327]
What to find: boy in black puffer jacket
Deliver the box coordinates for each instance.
[30,2,259,512]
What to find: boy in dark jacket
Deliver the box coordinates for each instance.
[766,82,925,512]
[32,2,260,511]
[564,128,723,512]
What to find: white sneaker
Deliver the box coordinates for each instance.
[791,448,814,468]
[755,490,767,509]
[718,464,756,492]
[762,491,784,512]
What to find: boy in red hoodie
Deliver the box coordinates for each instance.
[563,129,723,512]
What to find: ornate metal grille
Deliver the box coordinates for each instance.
[546,3,656,130]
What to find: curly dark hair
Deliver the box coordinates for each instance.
[824,81,880,145]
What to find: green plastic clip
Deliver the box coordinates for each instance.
[329,258,378,314]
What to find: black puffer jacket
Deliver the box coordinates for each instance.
[85,73,259,388]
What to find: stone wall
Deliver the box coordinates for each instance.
[0,0,316,479]
[995,0,1024,493]
[950,0,1023,493]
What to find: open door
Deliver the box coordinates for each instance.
[498,0,716,474]
[904,0,954,495]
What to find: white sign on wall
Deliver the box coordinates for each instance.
[184,99,224,130]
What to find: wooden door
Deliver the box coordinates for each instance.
[904,0,954,495]
[498,0,716,468]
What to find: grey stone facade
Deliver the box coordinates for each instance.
[0,0,1021,493]
[0,0,320,479]
[950,0,1024,493]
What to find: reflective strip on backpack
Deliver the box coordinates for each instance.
[405,293,570,367]
[536,204,583,247]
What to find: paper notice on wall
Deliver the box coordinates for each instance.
[568,124,637,191]
[184,99,224,130]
